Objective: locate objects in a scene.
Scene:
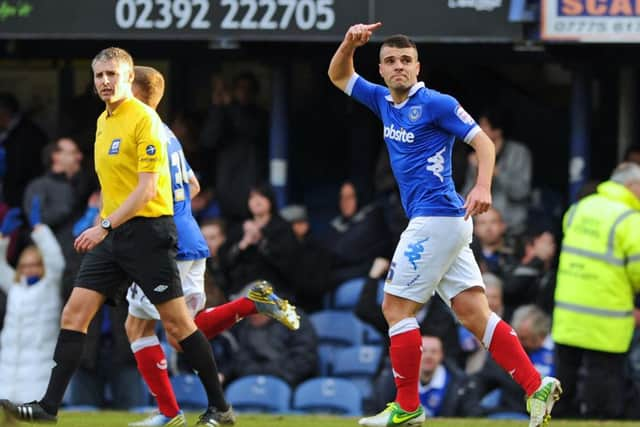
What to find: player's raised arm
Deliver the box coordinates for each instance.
[328,22,382,91]
[463,131,495,220]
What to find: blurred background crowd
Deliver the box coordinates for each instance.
[1,83,639,419]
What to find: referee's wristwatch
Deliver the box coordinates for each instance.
[100,218,113,233]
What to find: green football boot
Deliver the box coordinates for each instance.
[358,402,425,427]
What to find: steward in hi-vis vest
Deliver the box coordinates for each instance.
[553,166,640,353]
[552,162,640,419]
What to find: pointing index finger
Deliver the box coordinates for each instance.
[365,22,382,32]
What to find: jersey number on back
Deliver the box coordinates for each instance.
[170,150,190,202]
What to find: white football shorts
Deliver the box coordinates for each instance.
[127,258,207,320]
[384,216,484,305]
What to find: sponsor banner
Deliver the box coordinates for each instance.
[542,0,640,42]
[377,0,520,42]
[0,0,520,41]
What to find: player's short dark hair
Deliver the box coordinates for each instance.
[0,92,19,114]
[92,47,134,70]
[133,66,165,109]
[380,35,417,58]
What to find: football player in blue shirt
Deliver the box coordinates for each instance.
[125,66,299,427]
[329,23,561,427]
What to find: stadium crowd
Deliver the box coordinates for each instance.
[0,73,639,422]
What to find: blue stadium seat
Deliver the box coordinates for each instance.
[293,377,362,416]
[317,344,335,376]
[488,412,529,420]
[171,373,208,409]
[333,277,366,310]
[479,389,502,411]
[362,322,384,345]
[376,279,385,305]
[160,341,178,375]
[226,375,291,413]
[331,345,383,399]
[310,311,363,347]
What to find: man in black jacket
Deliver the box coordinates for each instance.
[223,312,317,387]
[23,137,98,299]
[0,92,48,207]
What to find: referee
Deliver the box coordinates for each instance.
[1,47,226,424]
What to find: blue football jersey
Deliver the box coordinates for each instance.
[164,124,210,260]
[347,75,481,219]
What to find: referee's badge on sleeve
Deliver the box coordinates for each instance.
[109,139,121,155]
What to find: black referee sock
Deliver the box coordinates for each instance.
[40,329,87,415]
[179,330,229,411]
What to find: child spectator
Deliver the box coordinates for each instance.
[0,198,65,401]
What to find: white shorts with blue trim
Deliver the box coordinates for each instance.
[127,258,207,320]
[384,216,484,305]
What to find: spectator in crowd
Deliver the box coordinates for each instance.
[373,335,478,417]
[553,162,640,419]
[218,183,298,299]
[200,219,230,305]
[355,258,463,366]
[484,272,505,319]
[223,312,317,387]
[504,228,557,318]
[465,272,505,374]
[462,108,532,236]
[373,149,409,247]
[170,111,204,176]
[471,207,518,279]
[22,137,98,299]
[0,201,65,402]
[624,144,640,165]
[191,76,231,222]
[58,83,103,156]
[198,73,269,225]
[280,204,331,312]
[512,305,555,378]
[323,181,391,287]
[0,92,49,207]
[471,305,554,417]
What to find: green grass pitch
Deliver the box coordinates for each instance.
[3,412,637,427]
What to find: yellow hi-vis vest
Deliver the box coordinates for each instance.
[553,181,640,353]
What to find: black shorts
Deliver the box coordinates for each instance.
[75,216,182,305]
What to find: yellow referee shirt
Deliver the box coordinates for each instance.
[94,97,173,219]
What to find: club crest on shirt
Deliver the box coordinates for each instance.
[109,139,121,155]
[408,106,422,122]
[455,105,475,125]
[146,144,157,156]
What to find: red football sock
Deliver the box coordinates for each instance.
[389,318,422,412]
[132,337,179,418]
[195,297,257,339]
[485,312,542,396]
